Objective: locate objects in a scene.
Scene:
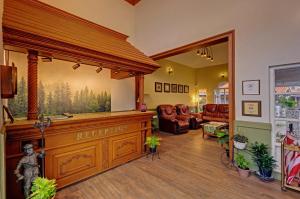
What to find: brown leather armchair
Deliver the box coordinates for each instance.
[157,104,189,134]
[202,104,229,123]
[175,104,203,129]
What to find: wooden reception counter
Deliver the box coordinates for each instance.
[5,111,154,199]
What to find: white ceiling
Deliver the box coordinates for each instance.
[166,41,228,68]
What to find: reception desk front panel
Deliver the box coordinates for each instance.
[5,111,154,199]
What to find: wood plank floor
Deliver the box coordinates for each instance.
[56,130,299,199]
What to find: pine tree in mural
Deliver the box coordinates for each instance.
[38,81,45,114]
[8,76,28,117]
[46,91,55,114]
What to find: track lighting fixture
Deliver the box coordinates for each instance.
[196,47,214,62]
[72,63,80,70]
[96,66,103,73]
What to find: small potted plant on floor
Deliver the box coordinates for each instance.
[145,135,161,153]
[235,153,250,178]
[233,134,248,150]
[250,142,276,179]
[28,177,57,199]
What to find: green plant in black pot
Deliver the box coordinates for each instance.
[233,134,248,150]
[28,177,56,199]
[145,135,161,153]
[250,142,276,178]
[279,96,297,108]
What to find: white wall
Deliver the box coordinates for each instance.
[134,0,300,123]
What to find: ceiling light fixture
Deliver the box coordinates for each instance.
[72,63,80,70]
[96,64,103,73]
[41,57,52,62]
[196,47,214,62]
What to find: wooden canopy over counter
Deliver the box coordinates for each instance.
[6,111,155,199]
[3,0,159,77]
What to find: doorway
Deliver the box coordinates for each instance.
[150,30,235,160]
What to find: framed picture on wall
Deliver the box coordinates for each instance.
[155,82,162,92]
[242,80,260,95]
[184,85,189,93]
[164,83,170,92]
[178,84,183,93]
[242,100,261,117]
[171,84,177,93]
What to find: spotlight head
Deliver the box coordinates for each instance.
[72,63,80,70]
[41,57,52,62]
[196,49,200,56]
[96,66,103,73]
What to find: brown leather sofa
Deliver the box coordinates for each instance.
[175,104,203,129]
[157,104,189,134]
[202,104,229,123]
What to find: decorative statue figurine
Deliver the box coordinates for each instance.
[14,144,40,198]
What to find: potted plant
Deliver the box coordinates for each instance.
[235,153,250,178]
[250,142,276,178]
[233,134,248,150]
[28,177,56,199]
[216,130,229,157]
[145,135,161,153]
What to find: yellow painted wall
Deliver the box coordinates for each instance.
[196,64,228,103]
[144,59,196,109]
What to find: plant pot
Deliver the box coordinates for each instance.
[237,167,250,178]
[149,147,157,153]
[259,167,272,178]
[234,141,247,150]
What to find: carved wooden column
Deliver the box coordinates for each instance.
[135,74,144,110]
[27,50,38,120]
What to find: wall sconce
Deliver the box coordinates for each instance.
[220,72,226,78]
[166,66,174,75]
[96,64,103,73]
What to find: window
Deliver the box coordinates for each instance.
[214,82,229,104]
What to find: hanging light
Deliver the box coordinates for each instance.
[197,47,214,62]
[196,49,200,56]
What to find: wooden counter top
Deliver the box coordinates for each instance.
[6,111,155,129]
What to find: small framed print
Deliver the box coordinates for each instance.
[242,80,260,95]
[171,84,177,93]
[155,82,162,92]
[242,100,261,117]
[184,85,189,93]
[164,83,170,93]
[178,84,183,93]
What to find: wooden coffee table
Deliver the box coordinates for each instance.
[201,122,229,138]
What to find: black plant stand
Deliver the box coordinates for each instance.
[146,148,160,161]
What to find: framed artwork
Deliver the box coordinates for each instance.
[184,85,189,93]
[242,100,261,117]
[155,82,162,92]
[242,80,260,95]
[178,84,183,93]
[171,84,177,93]
[164,83,170,93]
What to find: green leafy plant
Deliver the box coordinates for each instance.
[235,153,250,170]
[233,134,248,143]
[145,135,161,149]
[279,96,297,108]
[250,142,276,176]
[28,177,56,199]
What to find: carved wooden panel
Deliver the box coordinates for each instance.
[109,132,141,167]
[46,141,102,188]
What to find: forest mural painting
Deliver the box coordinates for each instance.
[8,53,113,118]
[8,77,111,118]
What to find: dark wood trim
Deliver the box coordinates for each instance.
[150,30,235,161]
